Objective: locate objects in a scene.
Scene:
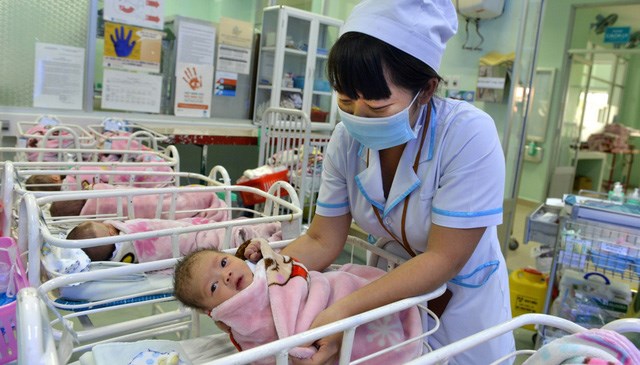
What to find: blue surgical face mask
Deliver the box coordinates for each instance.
[338,93,420,150]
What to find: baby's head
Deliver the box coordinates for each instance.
[25,174,62,191]
[67,221,120,261]
[174,249,253,313]
[50,199,86,217]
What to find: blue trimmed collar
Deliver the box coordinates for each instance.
[355,103,436,217]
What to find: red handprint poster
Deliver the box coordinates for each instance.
[174,63,213,117]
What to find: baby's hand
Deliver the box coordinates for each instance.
[244,239,264,263]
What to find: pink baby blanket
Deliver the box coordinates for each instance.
[96,131,160,162]
[80,184,228,221]
[62,158,173,191]
[26,125,80,162]
[107,218,281,263]
[210,241,422,364]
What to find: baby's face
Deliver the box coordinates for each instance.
[91,222,119,238]
[192,251,253,312]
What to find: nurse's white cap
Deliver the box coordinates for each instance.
[340,0,458,72]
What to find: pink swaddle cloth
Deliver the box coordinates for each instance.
[523,328,640,365]
[25,124,79,162]
[96,131,153,162]
[210,241,422,364]
[80,183,229,221]
[62,157,173,191]
[107,218,281,263]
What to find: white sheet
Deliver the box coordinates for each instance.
[59,270,172,301]
[77,334,236,365]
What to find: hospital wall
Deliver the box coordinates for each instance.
[518,0,640,203]
[2,0,637,202]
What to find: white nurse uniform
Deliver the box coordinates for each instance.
[315,96,516,364]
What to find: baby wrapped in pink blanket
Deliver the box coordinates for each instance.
[95,130,155,162]
[25,124,85,162]
[108,218,281,262]
[61,154,174,190]
[79,183,228,221]
[210,241,422,364]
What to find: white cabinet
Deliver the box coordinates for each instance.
[254,6,343,130]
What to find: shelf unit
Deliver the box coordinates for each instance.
[253,6,343,131]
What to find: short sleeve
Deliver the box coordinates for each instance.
[315,124,351,217]
[431,106,505,229]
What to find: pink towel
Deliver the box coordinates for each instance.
[210,242,422,364]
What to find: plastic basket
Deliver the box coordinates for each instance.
[236,169,290,206]
[310,109,329,123]
[0,237,28,363]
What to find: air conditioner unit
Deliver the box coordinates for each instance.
[454,0,505,19]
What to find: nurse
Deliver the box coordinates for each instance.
[279,0,515,364]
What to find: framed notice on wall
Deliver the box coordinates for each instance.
[173,17,216,117]
[33,43,85,110]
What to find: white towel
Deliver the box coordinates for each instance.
[91,340,192,365]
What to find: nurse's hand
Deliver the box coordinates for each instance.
[291,307,346,365]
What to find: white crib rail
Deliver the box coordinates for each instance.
[37,126,85,162]
[87,124,169,151]
[3,160,225,247]
[404,313,640,365]
[258,107,330,226]
[14,167,225,192]
[19,183,302,287]
[162,145,180,173]
[0,146,179,168]
[17,238,445,365]
[18,242,293,361]
[17,287,61,365]
[199,287,445,365]
[16,122,97,152]
[1,161,14,237]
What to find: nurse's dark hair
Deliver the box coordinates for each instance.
[327,32,442,100]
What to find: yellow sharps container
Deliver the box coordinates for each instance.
[509,268,548,331]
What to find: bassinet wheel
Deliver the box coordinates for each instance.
[508,238,519,251]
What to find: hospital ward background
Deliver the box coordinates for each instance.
[1,0,640,364]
